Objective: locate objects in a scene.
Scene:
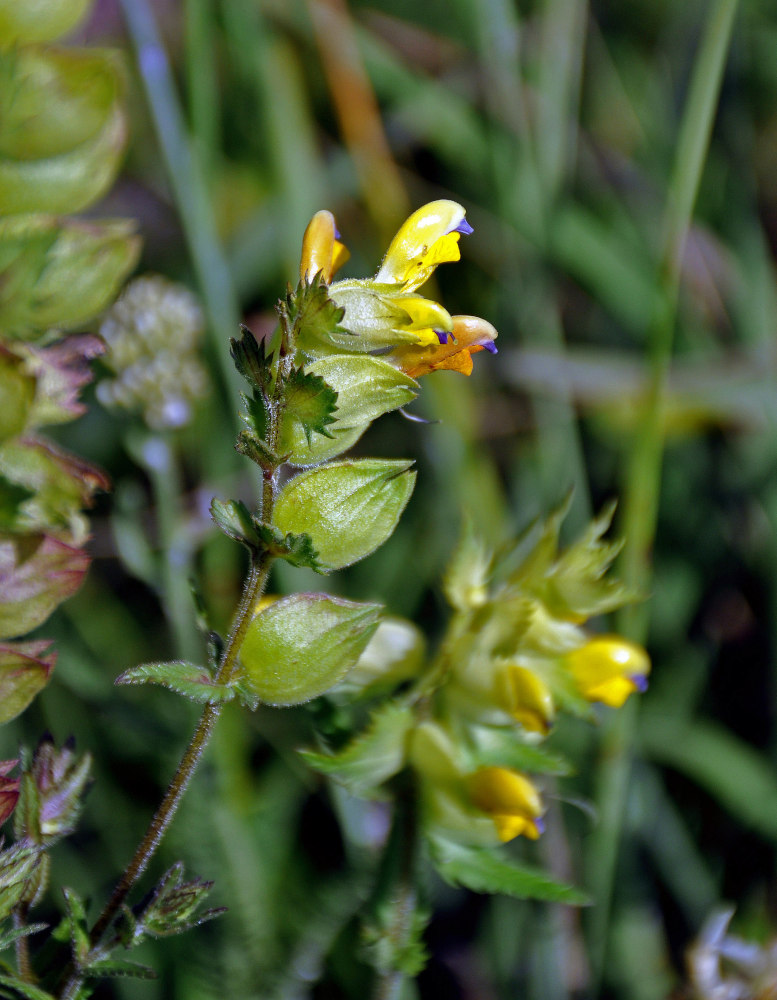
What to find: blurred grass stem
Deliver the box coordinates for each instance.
[118,0,243,408]
[136,433,200,662]
[587,0,740,984]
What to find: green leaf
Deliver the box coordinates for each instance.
[280,365,338,445]
[0,535,89,640]
[0,923,47,955]
[281,423,366,469]
[0,217,140,340]
[429,838,590,905]
[115,662,236,704]
[239,391,269,439]
[62,887,89,965]
[0,975,56,1000]
[443,522,493,611]
[0,47,127,215]
[20,335,105,428]
[0,843,41,923]
[0,354,34,443]
[0,478,35,532]
[210,498,260,550]
[0,0,92,45]
[277,356,418,466]
[466,725,573,777]
[230,326,273,392]
[306,355,419,427]
[253,523,324,572]
[0,437,110,538]
[273,459,416,570]
[235,429,282,471]
[299,703,414,797]
[283,275,354,358]
[134,862,226,939]
[239,593,382,706]
[0,640,56,725]
[85,960,156,980]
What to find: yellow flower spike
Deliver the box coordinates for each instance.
[497,665,555,734]
[299,209,350,284]
[566,635,651,708]
[375,200,473,291]
[387,314,498,378]
[467,767,544,842]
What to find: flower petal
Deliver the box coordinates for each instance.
[375,200,470,290]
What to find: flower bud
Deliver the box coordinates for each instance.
[495,664,555,734]
[299,210,349,284]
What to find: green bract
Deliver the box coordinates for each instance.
[0,640,56,724]
[239,594,382,706]
[272,459,417,569]
[0,0,93,46]
[0,536,89,640]
[0,216,140,339]
[306,355,418,426]
[0,47,127,215]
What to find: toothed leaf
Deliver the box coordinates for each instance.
[115,662,236,704]
[283,275,355,358]
[253,523,324,572]
[230,326,273,392]
[299,703,414,798]
[235,429,283,470]
[429,838,589,904]
[210,498,260,551]
[279,365,338,446]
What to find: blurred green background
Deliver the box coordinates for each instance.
[7,0,777,995]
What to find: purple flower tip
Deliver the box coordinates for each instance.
[631,674,649,693]
[454,217,474,236]
[533,816,546,835]
[334,226,342,239]
[435,330,449,345]
[483,342,498,354]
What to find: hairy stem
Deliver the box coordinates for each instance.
[13,904,33,982]
[371,797,421,1000]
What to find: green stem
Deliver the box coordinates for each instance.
[371,797,421,1000]
[586,0,739,986]
[57,553,272,1000]
[13,904,32,982]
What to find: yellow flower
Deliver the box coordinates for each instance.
[566,635,650,708]
[409,722,544,844]
[374,199,473,291]
[467,767,544,842]
[386,315,498,378]
[495,664,555,734]
[295,202,496,366]
[299,210,349,284]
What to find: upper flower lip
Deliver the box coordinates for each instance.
[375,199,471,291]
